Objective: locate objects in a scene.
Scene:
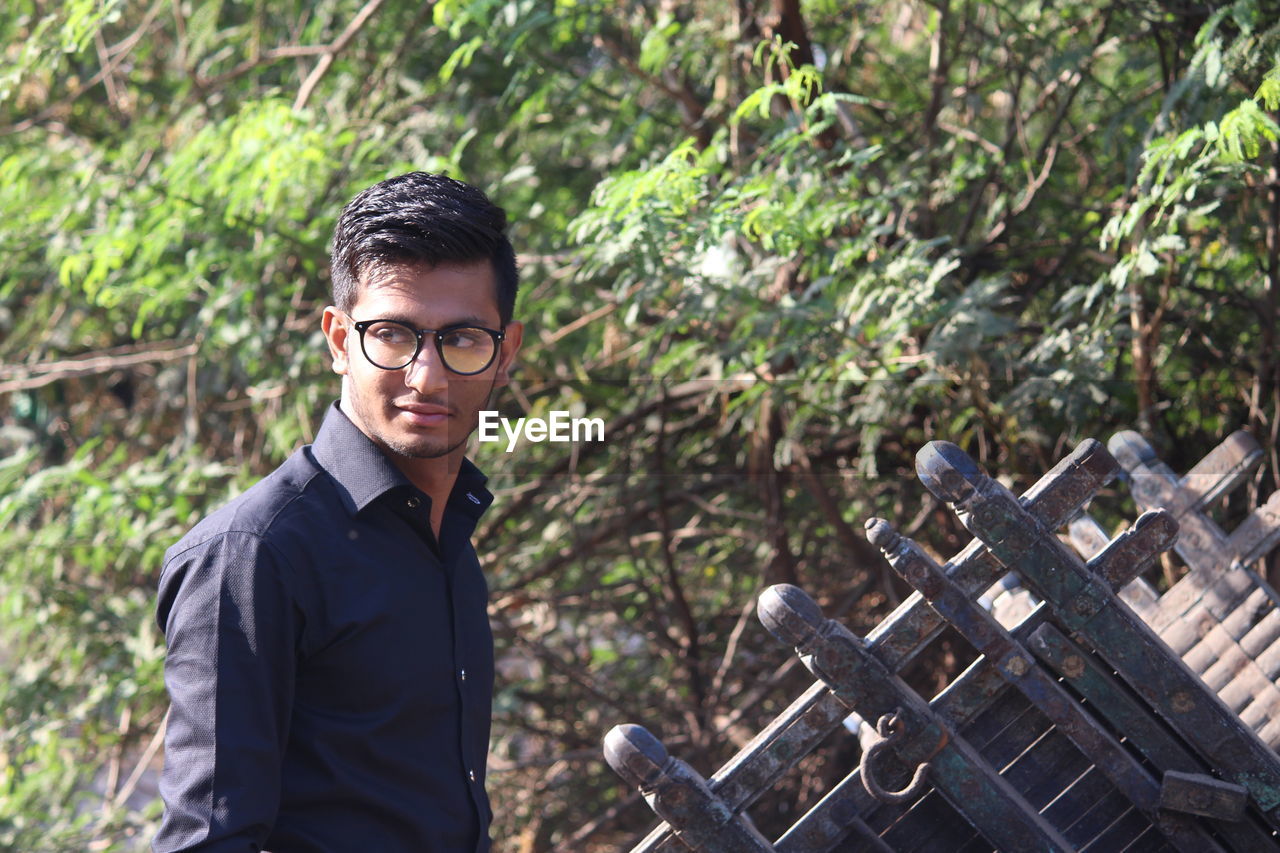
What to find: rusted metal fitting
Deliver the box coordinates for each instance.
[860,709,934,805]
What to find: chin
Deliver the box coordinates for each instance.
[379,429,463,460]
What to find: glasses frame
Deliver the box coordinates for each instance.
[350,317,506,375]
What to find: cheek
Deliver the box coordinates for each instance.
[452,378,493,406]
[349,363,401,397]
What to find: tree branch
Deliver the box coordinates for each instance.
[1,0,166,136]
[293,0,387,112]
[0,342,198,395]
[592,29,711,147]
[198,44,332,90]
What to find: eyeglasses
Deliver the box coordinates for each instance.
[350,317,505,375]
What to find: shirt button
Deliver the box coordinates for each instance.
[468,769,477,782]
[460,669,467,681]
[406,496,421,509]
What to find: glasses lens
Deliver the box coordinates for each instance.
[362,321,419,369]
[439,327,497,374]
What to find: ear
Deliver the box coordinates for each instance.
[492,321,523,388]
[322,306,352,375]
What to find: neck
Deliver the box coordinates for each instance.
[390,449,465,538]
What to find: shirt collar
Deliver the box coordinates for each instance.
[309,402,493,518]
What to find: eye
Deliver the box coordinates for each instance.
[441,328,489,349]
[367,322,414,344]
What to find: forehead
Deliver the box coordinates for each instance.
[352,261,501,325]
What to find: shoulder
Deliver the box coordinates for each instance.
[157,448,339,631]
[165,447,336,561]
[158,447,351,609]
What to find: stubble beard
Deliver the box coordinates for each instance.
[379,427,468,460]
[346,379,492,462]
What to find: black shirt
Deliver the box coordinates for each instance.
[154,403,495,852]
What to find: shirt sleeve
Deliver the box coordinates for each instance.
[153,531,300,852]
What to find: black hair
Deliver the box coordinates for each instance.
[329,172,518,324]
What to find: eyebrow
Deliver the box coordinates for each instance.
[367,313,498,330]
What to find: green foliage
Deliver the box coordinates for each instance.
[3,0,1280,850]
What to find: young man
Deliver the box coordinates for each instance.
[154,172,522,852]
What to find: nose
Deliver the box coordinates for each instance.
[403,339,449,394]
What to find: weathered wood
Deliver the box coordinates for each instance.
[603,724,775,852]
[758,583,1073,852]
[868,517,1221,851]
[873,791,973,851]
[1027,625,1280,852]
[1085,429,1280,760]
[1110,429,1262,519]
[617,439,1119,853]
[1236,686,1280,732]
[1240,607,1280,660]
[1042,767,1118,846]
[1160,771,1249,822]
[604,432,1280,851]
[1177,586,1271,667]
[1227,491,1280,566]
[917,440,1280,829]
[771,779,895,853]
[1080,807,1161,852]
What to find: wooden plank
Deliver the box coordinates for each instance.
[1081,806,1155,851]
[1236,686,1280,730]
[772,762,903,852]
[1066,798,1140,849]
[935,658,1020,739]
[959,686,1034,753]
[1240,608,1280,660]
[974,702,1051,773]
[609,432,1280,853]
[1041,766,1117,839]
[1110,429,1261,518]
[1029,624,1280,851]
[1084,509,1179,589]
[759,584,1074,852]
[1002,728,1093,811]
[951,834,997,853]
[1116,824,1176,853]
[623,439,1122,853]
[773,664,1011,852]
[771,778,894,853]
[1219,664,1280,717]
[868,516,1226,851]
[1164,606,1217,661]
[877,789,973,850]
[1226,491,1280,566]
[603,725,776,852]
[917,441,1280,830]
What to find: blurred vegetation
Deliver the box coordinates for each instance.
[1,0,1279,850]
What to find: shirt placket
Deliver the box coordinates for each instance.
[439,500,485,817]
[397,490,487,838]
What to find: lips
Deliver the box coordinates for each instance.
[394,400,452,427]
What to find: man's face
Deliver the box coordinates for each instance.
[322,261,522,461]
